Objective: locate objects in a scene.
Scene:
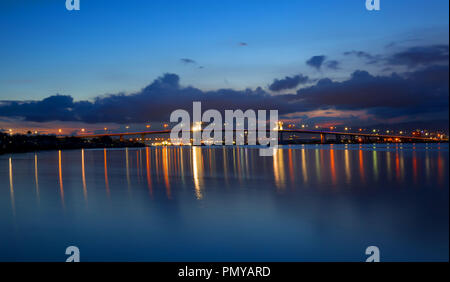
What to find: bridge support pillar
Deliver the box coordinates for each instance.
[320,133,325,144]
[336,134,341,143]
[119,135,124,142]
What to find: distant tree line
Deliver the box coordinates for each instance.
[0,132,144,155]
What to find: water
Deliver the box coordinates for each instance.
[0,144,448,261]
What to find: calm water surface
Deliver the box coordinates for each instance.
[0,144,448,261]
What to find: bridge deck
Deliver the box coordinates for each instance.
[67,129,442,142]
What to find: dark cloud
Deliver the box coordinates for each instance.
[325,60,340,70]
[0,74,296,124]
[268,74,309,92]
[386,45,449,67]
[180,58,196,64]
[344,45,449,68]
[343,50,381,64]
[0,95,76,122]
[295,65,449,119]
[306,55,326,70]
[238,42,248,46]
[0,64,448,126]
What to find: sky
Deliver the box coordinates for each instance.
[0,0,449,134]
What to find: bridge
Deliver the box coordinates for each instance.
[69,129,445,144]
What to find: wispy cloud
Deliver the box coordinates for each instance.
[180,58,197,64]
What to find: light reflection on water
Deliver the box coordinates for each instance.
[0,144,448,261]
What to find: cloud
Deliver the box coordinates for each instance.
[180,58,197,64]
[386,44,449,67]
[325,60,340,70]
[344,50,375,59]
[344,45,449,68]
[295,65,449,119]
[0,65,448,127]
[306,56,341,71]
[0,95,76,122]
[238,42,248,46]
[268,74,310,92]
[306,55,326,70]
[343,50,381,64]
[0,74,296,124]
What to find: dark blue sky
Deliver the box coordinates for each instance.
[0,0,448,133]
[1,0,448,99]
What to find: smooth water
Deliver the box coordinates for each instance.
[0,144,448,261]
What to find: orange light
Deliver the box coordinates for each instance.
[81,128,85,132]
[104,127,108,131]
[146,124,151,128]
[58,129,62,133]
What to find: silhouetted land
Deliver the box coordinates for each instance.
[0,133,144,155]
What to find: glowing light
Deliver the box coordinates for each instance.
[81,128,85,132]
[58,150,65,208]
[146,124,151,128]
[81,149,87,203]
[9,157,15,216]
[192,121,202,132]
[277,121,284,131]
